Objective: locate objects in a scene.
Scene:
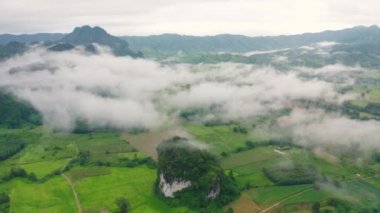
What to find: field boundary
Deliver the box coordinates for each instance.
[259,187,312,213]
[62,173,82,213]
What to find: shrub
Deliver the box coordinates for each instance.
[0,193,10,204]
[115,197,129,213]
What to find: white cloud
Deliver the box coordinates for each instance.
[277,108,380,150]
[0,48,350,130]
[1,47,379,152]
[0,47,191,130]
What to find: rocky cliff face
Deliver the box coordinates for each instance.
[207,183,220,199]
[159,172,221,199]
[159,173,191,197]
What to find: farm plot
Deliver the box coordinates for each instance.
[73,132,136,163]
[184,124,263,155]
[70,166,193,213]
[9,177,77,213]
[122,127,192,160]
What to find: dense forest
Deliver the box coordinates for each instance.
[0,92,41,128]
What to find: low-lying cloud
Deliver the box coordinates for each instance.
[277,108,380,151]
[0,46,378,151]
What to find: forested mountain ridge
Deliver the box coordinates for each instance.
[0,91,41,128]
[60,26,142,57]
[122,25,380,55]
[1,25,379,55]
[0,33,64,45]
[0,26,142,59]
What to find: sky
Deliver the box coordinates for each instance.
[0,0,379,36]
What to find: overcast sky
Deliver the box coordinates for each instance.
[0,0,379,36]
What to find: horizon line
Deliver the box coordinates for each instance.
[0,24,378,38]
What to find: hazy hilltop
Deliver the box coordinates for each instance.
[62,26,117,45]
[59,25,142,57]
[2,25,380,53]
[0,33,64,45]
[122,25,380,54]
[3,25,380,68]
[0,26,142,59]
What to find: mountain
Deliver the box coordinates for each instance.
[0,33,64,45]
[1,25,379,60]
[156,137,238,209]
[122,25,380,56]
[0,42,27,60]
[60,25,141,57]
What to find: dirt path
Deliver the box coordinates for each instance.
[259,188,312,213]
[62,173,82,213]
[60,158,72,172]
[60,158,82,213]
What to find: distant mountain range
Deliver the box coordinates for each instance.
[1,25,379,54]
[122,25,380,56]
[0,33,64,45]
[59,26,141,57]
[0,26,142,58]
[1,25,380,68]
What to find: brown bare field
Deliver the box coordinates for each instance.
[121,127,192,160]
[225,193,262,213]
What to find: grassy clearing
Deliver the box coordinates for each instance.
[236,172,274,188]
[16,141,76,163]
[278,203,314,213]
[359,112,378,119]
[10,177,77,213]
[0,127,41,143]
[185,124,256,154]
[351,100,368,108]
[67,132,136,163]
[369,89,380,102]
[222,147,286,187]
[283,188,327,204]
[1,131,77,165]
[0,128,77,179]
[287,148,371,179]
[341,181,380,208]
[21,159,68,179]
[66,166,111,181]
[72,166,193,213]
[369,89,380,95]
[117,151,146,159]
[247,184,311,206]
[221,147,281,169]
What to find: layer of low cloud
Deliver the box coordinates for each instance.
[277,108,380,151]
[166,65,344,121]
[0,47,378,151]
[0,47,191,130]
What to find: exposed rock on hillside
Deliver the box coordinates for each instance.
[156,136,239,209]
[159,173,191,197]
